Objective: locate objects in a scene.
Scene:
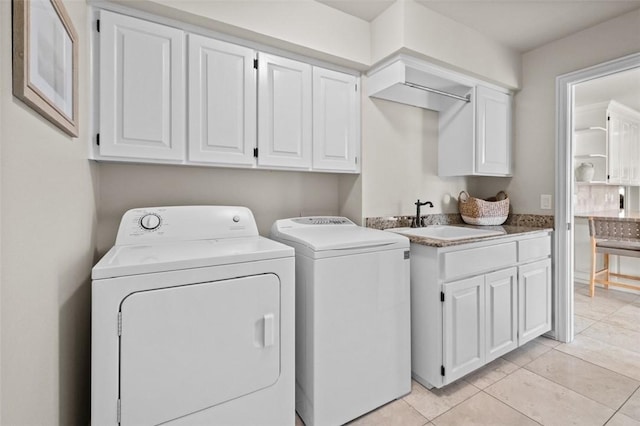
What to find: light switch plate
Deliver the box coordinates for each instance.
[541,194,552,210]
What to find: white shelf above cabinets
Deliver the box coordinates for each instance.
[574,154,607,159]
[92,9,361,174]
[575,126,607,134]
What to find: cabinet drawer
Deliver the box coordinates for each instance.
[518,235,551,263]
[442,242,517,281]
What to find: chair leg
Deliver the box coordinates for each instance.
[590,239,596,297]
[604,253,610,290]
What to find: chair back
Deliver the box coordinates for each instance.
[588,218,640,241]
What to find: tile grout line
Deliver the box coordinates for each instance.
[523,347,640,412]
[480,389,544,425]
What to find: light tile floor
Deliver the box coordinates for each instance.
[296,283,640,426]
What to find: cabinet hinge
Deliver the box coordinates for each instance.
[440,291,445,302]
[96,133,100,146]
[253,147,259,158]
[441,365,445,376]
[355,156,358,165]
[253,58,258,69]
[117,398,121,423]
[117,312,122,336]
[355,83,358,92]
[96,19,100,32]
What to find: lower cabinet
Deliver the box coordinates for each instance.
[442,267,518,385]
[518,258,552,345]
[410,232,552,388]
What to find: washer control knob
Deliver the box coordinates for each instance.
[140,213,161,230]
[233,215,240,223]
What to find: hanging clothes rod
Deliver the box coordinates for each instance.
[403,81,471,103]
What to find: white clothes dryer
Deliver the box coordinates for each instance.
[92,206,294,425]
[270,217,411,426]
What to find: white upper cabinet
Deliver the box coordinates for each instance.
[439,85,512,177]
[475,86,512,175]
[312,67,360,172]
[187,34,256,166]
[94,10,361,173]
[257,53,312,169]
[99,10,185,161]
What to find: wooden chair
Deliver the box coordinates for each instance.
[589,217,640,297]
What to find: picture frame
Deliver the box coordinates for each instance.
[12,0,79,137]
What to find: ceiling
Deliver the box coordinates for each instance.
[315,0,640,53]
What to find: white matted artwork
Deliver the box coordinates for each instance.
[12,0,78,137]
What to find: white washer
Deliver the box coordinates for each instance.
[92,206,295,425]
[270,217,411,426]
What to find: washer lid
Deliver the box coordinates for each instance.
[92,236,293,280]
[271,219,408,252]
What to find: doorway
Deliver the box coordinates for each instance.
[555,52,640,343]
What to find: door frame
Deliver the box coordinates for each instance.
[554,52,640,343]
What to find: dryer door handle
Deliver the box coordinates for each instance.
[263,313,275,347]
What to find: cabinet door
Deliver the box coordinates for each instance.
[630,122,640,185]
[518,258,552,345]
[628,121,640,185]
[475,85,512,175]
[257,53,312,169]
[485,268,518,362]
[442,276,485,385]
[188,34,256,165]
[312,67,359,172]
[99,11,185,160]
[608,113,622,183]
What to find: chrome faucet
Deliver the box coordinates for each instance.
[411,199,434,228]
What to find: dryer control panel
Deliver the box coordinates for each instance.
[115,206,259,245]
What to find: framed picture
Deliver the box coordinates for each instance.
[12,0,78,137]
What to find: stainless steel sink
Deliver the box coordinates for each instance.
[388,225,506,241]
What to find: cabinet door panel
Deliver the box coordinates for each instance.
[485,268,518,362]
[608,114,622,183]
[99,11,185,160]
[629,122,640,184]
[518,259,552,345]
[258,53,312,169]
[443,276,485,384]
[475,85,511,175]
[312,67,359,171]
[188,34,256,165]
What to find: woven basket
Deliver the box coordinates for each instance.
[458,191,509,225]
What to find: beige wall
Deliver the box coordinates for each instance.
[96,164,342,252]
[472,8,640,214]
[0,1,97,424]
[360,78,468,218]
[113,0,372,70]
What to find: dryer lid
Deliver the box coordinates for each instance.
[92,236,293,280]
